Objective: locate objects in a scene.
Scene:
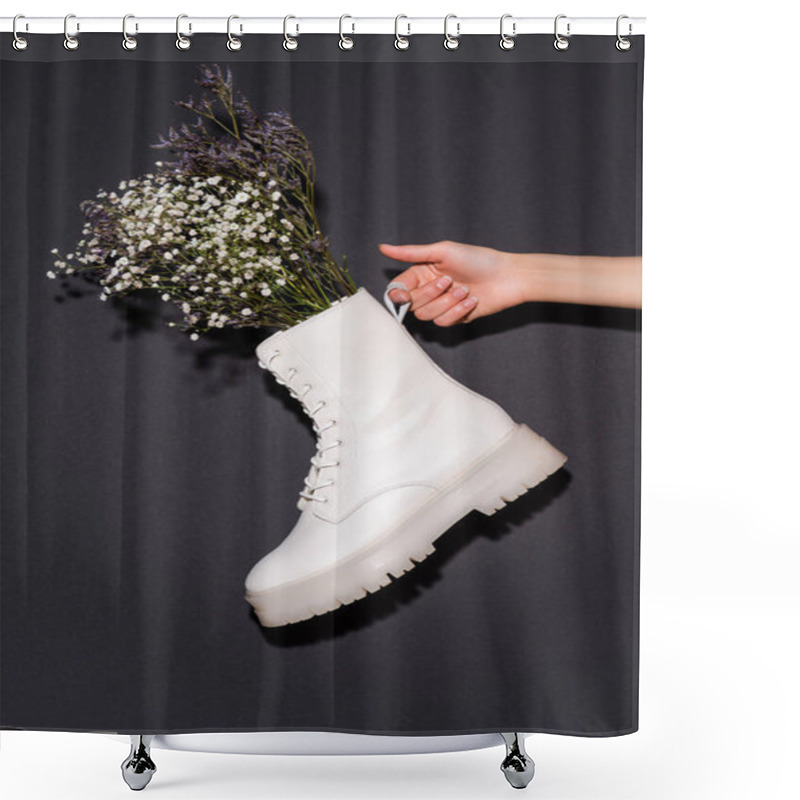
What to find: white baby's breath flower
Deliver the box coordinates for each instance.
[190,333,199,341]
[161,293,170,301]
[271,191,281,202]
[241,308,253,316]
[46,270,56,279]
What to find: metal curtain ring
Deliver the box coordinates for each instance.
[554,14,570,51]
[63,13,79,50]
[616,14,632,51]
[283,15,299,51]
[444,13,460,50]
[339,14,354,50]
[176,14,191,50]
[394,15,410,50]
[122,14,138,50]
[500,13,516,50]
[227,15,242,51]
[12,14,28,51]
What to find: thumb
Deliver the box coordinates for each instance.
[378,242,447,264]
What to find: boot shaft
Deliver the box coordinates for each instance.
[256,287,516,523]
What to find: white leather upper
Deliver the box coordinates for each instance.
[248,287,518,588]
[255,287,515,525]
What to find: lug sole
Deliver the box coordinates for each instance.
[245,423,567,627]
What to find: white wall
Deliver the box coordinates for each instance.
[2,2,798,798]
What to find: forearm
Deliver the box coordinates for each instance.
[505,252,642,309]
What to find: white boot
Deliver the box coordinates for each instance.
[244,285,567,627]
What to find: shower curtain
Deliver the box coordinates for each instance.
[0,29,643,738]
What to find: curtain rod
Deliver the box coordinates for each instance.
[1,16,646,37]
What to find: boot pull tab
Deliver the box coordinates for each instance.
[383,281,412,325]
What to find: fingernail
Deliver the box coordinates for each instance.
[453,286,468,300]
[436,276,452,289]
[464,296,477,306]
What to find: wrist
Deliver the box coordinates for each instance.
[503,251,567,305]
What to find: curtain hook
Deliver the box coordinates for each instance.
[444,13,460,51]
[176,14,192,50]
[12,14,29,51]
[394,14,410,50]
[553,14,570,51]
[616,14,632,51]
[500,13,516,50]
[339,14,355,50]
[283,15,299,51]
[227,15,242,51]
[63,13,79,51]
[122,14,138,51]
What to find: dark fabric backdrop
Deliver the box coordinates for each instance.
[1,33,643,736]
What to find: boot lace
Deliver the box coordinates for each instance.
[259,350,341,505]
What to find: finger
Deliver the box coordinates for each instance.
[413,283,471,321]
[431,293,479,327]
[386,263,449,305]
[386,264,428,305]
[403,274,455,312]
[378,242,448,265]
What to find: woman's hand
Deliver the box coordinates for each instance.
[381,242,642,321]
[379,241,527,326]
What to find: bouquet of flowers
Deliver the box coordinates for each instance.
[48,63,357,336]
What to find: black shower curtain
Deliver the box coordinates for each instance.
[1,32,642,736]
